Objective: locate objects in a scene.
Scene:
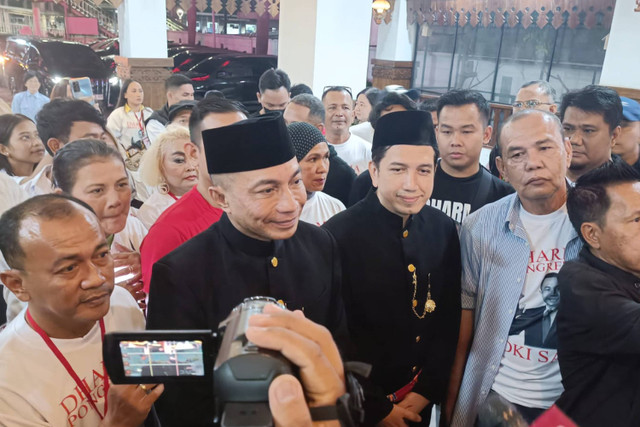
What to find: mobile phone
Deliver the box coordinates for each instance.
[69,77,94,104]
[103,330,215,384]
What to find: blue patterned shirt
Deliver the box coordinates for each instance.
[451,193,582,427]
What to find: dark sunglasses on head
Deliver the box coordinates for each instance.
[322,86,353,99]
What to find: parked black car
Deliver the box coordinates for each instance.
[90,38,119,57]
[171,48,234,72]
[3,37,117,109]
[183,54,277,113]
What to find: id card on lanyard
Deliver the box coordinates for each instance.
[26,309,109,420]
[133,110,151,149]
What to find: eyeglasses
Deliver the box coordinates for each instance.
[322,86,353,99]
[512,100,553,109]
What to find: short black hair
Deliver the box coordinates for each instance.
[369,92,417,129]
[188,96,247,146]
[0,194,95,270]
[290,83,313,98]
[436,89,491,127]
[290,94,325,123]
[258,68,291,94]
[418,97,438,113]
[371,146,391,167]
[165,73,193,91]
[567,161,640,244]
[52,139,124,193]
[36,98,107,155]
[371,139,439,168]
[22,70,40,89]
[559,85,623,133]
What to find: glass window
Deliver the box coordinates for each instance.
[412,6,613,104]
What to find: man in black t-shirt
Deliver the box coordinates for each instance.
[429,90,513,224]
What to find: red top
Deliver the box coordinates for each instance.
[140,186,223,293]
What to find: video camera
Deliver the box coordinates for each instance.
[103,297,295,427]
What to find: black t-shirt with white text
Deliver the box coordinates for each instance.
[428,163,514,224]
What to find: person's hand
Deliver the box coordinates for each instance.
[268,374,341,427]
[112,245,146,309]
[246,304,345,408]
[100,383,164,427]
[376,404,422,427]
[397,392,429,416]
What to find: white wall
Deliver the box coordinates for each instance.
[118,0,167,58]
[279,0,372,96]
[278,0,319,90]
[600,0,640,89]
[375,0,415,61]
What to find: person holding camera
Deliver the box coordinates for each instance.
[146,113,348,426]
[0,194,350,427]
[0,194,162,426]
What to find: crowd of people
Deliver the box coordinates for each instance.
[0,63,639,427]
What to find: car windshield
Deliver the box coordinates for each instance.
[38,42,106,71]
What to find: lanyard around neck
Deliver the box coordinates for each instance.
[25,309,109,420]
[133,109,145,133]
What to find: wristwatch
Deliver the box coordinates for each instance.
[309,363,368,426]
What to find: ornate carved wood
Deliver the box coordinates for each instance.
[407,0,616,29]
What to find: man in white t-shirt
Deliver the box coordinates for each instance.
[287,121,345,226]
[322,86,372,175]
[0,172,26,323]
[0,194,163,426]
[450,109,582,426]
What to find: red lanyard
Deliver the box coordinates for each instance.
[26,309,109,420]
[168,191,178,201]
[133,110,145,133]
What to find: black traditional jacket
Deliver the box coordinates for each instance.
[324,191,461,423]
[147,213,347,426]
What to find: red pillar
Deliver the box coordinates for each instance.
[32,4,42,37]
[187,0,197,45]
[255,9,270,55]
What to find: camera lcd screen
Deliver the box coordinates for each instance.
[119,339,206,377]
[104,330,214,384]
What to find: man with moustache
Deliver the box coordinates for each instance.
[557,162,640,427]
[513,81,558,114]
[0,195,162,426]
[322,86,371,175]
[146,113,346,426]
[283,94,356,206]
[324,110,461,426]
[560,85,623,183]
[450,110,582,426]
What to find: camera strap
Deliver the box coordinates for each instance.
[25,309,109,420]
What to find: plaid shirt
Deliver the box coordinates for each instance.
[451,193,582,427]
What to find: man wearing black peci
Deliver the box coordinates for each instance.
[146,113,347,426]
[324,111,461,426]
